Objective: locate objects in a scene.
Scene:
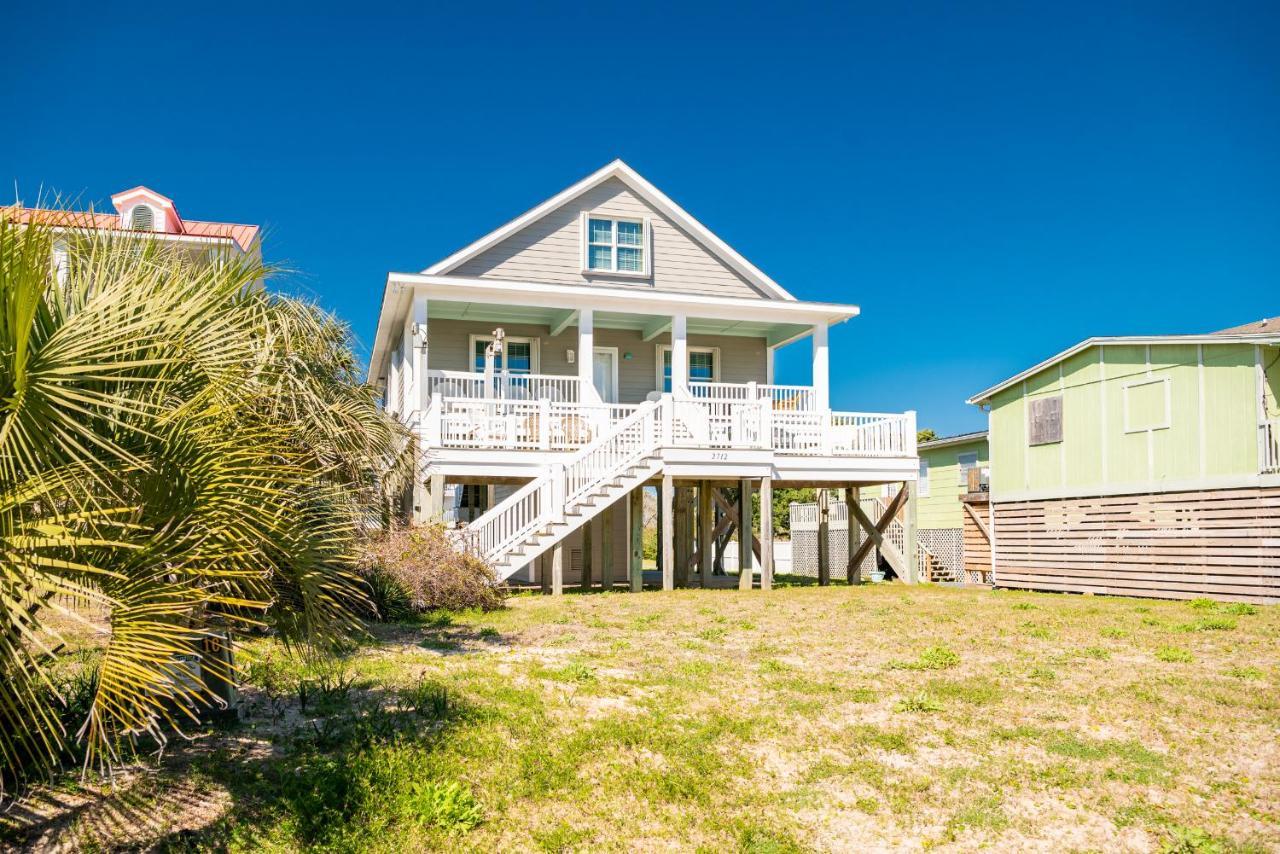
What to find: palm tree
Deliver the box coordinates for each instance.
[0,208,411,793]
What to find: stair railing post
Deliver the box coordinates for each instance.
[550,463,566,523]
[662,393,674,447]
[820,409,834,455]
[759,400,772,449]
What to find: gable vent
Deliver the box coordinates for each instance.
[130,204,155,231]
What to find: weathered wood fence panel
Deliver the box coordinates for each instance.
[993,487,1280,603]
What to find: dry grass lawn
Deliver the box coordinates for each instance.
[5,582,1278,852]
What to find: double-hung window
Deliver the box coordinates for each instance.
[658,346,718,392]
[918,459,930,497]
[471,336,535,374]
[585,215,647,274]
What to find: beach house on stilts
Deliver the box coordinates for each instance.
[368,160,920,591]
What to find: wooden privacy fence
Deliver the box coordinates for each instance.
[992,486,1280,604]
[960,492,993,585]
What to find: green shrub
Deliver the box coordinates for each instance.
[359,525,506,616]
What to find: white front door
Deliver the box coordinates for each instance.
[593,347,618,403]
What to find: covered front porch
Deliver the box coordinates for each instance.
[377,274,913,461]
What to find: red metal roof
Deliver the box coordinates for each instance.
[2,189,259,252]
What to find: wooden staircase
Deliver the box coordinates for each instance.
[459,397,670,581]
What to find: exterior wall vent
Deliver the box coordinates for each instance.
[130,204,155,231]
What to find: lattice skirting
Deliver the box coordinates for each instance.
[920,528,963,580]
[788,528,877,579]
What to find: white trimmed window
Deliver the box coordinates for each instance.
[470,335,538,374]
[583,215,649,275]
[918,459,930,496]
[657,345,719,392]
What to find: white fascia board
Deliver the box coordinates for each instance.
[967,334,1280,406]
[368,279,413,383]
[422,159,797,301]
[38,224,235,249]
[918,431,989,451]
[391,272,857,326]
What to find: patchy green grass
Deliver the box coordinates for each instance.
[5,585,1278,851]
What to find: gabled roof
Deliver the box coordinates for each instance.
[967,329,1280,405]
[919,430,988,451]
[422,159,796,301]
[110,185,177,211]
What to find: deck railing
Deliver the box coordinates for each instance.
[1263,420,1280,475]
[429,397,639,451]
[425,369,582,403]
[423,391,914,458]
[770,410,915,456]
[689,380,816,411]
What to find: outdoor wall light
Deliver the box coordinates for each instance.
[624,352,633,360]
[567,349,575,364]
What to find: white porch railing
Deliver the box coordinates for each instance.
[1263,420,1279,474]
[430,397,639,451]
[425,369,583,403]
[689,380,816,411]
[424,394,914,457]
[771,410,915,457]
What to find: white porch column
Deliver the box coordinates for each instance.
[812,323,830,412]
[401,314,414,416]
[410,294,432,525]
[671,314,688,394]
[766,346,776,385]
[387,344,401,416]
[413,293,429,412]
[578,308,594,400]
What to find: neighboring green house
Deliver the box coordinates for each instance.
[914,432,988,578]
[967,317,1280,603]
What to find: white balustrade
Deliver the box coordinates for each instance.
[425,369,581,403]
[422,374,915,458]
[463,397,668,563]
[467,476,549,561]
[689,380,815,411]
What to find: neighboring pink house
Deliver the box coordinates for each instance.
[4,186,261,268]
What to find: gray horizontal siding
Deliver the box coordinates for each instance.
[428,319,766,404]
[451,178,770,300]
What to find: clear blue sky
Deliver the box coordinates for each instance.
[5,2,1277,435]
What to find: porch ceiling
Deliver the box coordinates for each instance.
[428,299,810,344]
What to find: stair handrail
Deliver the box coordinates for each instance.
[563,396,666,504]
[462,396,666,563]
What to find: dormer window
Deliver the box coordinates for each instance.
[583,215,648,275]
[130,204,155,231]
